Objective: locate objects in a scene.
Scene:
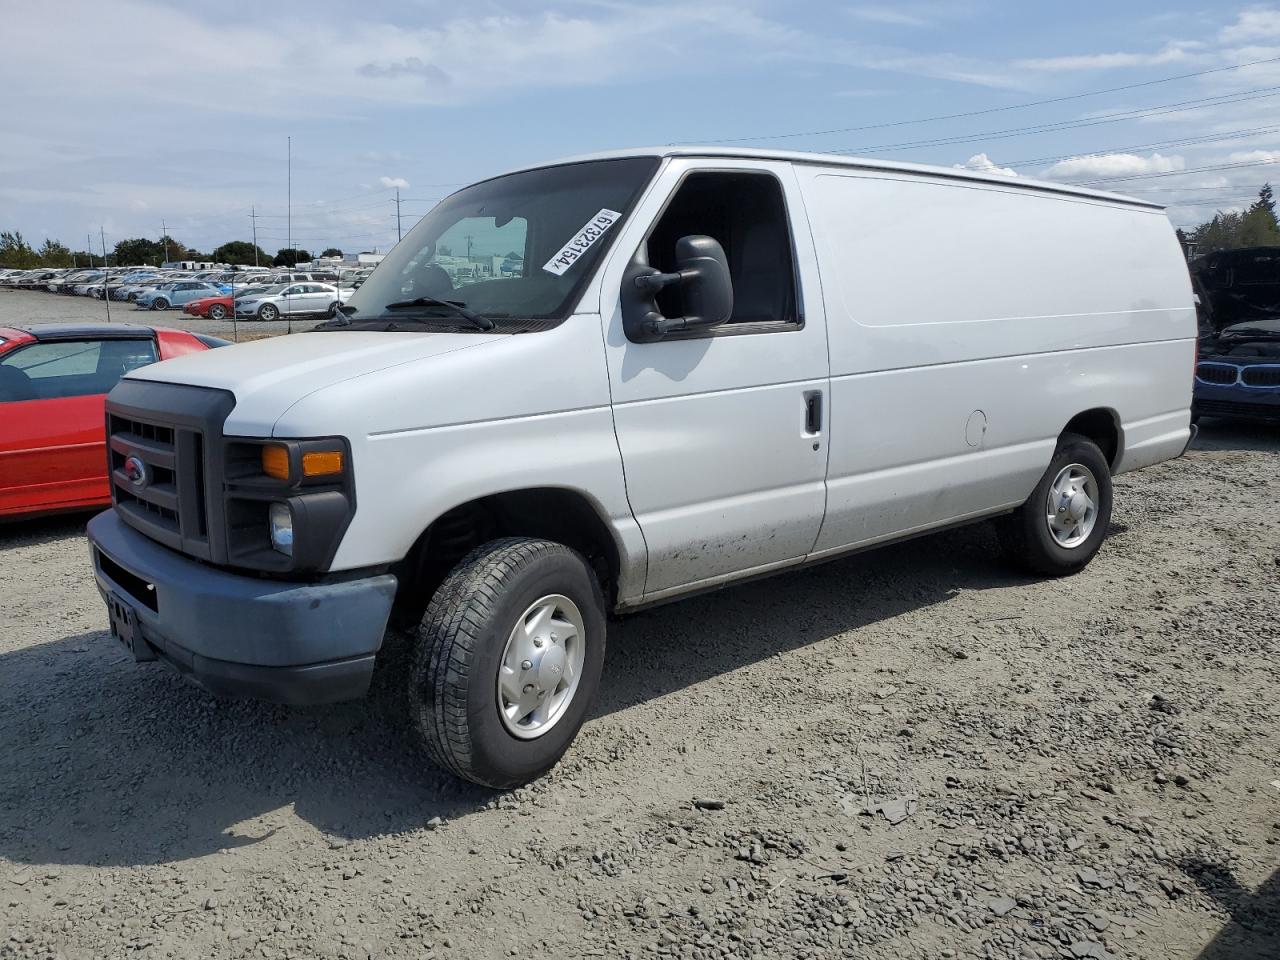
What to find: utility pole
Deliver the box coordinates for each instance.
[287,136,292,269]
[250,206,259,266]
[161,220,170,265]
[87,234,94,269]
[396,188,402,242]
[287,135,293,336]
[100,227,112,322]
[465,234,474,258]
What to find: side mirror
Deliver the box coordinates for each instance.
[622,235,733,342]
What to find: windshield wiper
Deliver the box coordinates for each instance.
[382,296,496,331]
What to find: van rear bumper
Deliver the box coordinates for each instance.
[87,510,397,705]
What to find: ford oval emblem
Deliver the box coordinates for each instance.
[123,455,149,487]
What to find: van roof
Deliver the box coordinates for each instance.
[504,146,1164,211]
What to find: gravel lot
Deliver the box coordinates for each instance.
[1,287,1278,960]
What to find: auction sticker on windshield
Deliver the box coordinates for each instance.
[542,209,622,276]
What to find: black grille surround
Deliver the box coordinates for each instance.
[1241,364,1280,387]
[1195,362,1238,385]
[105,379,357,574]
[107,380,235,563]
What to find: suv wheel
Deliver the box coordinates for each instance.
[409,537,606,789]
[996,432,1113,576]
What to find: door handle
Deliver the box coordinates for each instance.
[804,390,823,434]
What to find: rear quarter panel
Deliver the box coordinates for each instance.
[797,166,1195,554]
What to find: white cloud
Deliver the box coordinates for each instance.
[1226,149,1280,163]
[379,176,410,189]
[1043,152,1186,179]
[1016,42,1202,71]
[846,2,978,29]
[954,153,1017,177]
[1219,7,1280,44]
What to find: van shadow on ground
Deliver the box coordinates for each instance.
[1188,860,1280,960]
[0,518,1024,870]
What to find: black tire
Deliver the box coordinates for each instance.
[208,303,227,320]
[409,537,606,789]
[258,303,279,321]
[327,301,340,317]
[150,298,168,311]
[996,432,1113,577]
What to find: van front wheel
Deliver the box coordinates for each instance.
[997,432,1113,576]
[409,537,606,789]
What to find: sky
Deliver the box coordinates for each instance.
[3,1,1280,256]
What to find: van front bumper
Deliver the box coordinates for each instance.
[87,510,397,705]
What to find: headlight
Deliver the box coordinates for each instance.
[223,437,355,573]
[268,502,294,556]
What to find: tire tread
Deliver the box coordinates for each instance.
[410,537,585,786]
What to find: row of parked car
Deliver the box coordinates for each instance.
[0,265,374,321]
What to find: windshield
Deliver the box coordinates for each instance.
[344,157,659,326]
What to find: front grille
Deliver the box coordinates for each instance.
[1241,365,1280,387]
[105,381,235,563]
[108,413,204,552]
[1195,362,1238,385]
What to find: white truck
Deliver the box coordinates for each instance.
[88,147,1196,788]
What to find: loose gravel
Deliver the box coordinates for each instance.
[1,287,1278,960]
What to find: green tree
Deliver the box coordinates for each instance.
[1240,182,1280,247]
[38,238,73,267]
[212,240,272,267]
[272,247,312,267]
[114,237,165,266]
[1253,182,1275,218]
[1188,184,1280,255]
[0,230,39,268]
[320,247,343,258]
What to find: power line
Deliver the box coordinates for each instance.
[689,54,1280,145]
[1078,156,1280,185]
[827,85,1280,155]
[1002,124,1280,169]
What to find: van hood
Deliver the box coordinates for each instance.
[125,330,494,436]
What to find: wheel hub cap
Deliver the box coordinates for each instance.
[496,594,586,740]
[1046,463,1099,549]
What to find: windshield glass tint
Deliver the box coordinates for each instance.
[346,157,659,322]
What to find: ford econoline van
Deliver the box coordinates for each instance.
[87,148,1196,787]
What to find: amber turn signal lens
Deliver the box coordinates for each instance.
[261,444,290,480]
[301,450,344,477]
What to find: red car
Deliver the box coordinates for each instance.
[183,294,234,320]
[0,323,227,520]
[184,286,270,320]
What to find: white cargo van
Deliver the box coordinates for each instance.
[88,148,1196,787]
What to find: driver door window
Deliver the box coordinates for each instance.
[643,172,799,333]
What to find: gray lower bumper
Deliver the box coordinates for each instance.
[87,510,397,705]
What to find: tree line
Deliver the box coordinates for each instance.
[1179,183,1279,257]
[0,231,344,270]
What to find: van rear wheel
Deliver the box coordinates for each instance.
[997,432,1113,576]
[409,537,606,789]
